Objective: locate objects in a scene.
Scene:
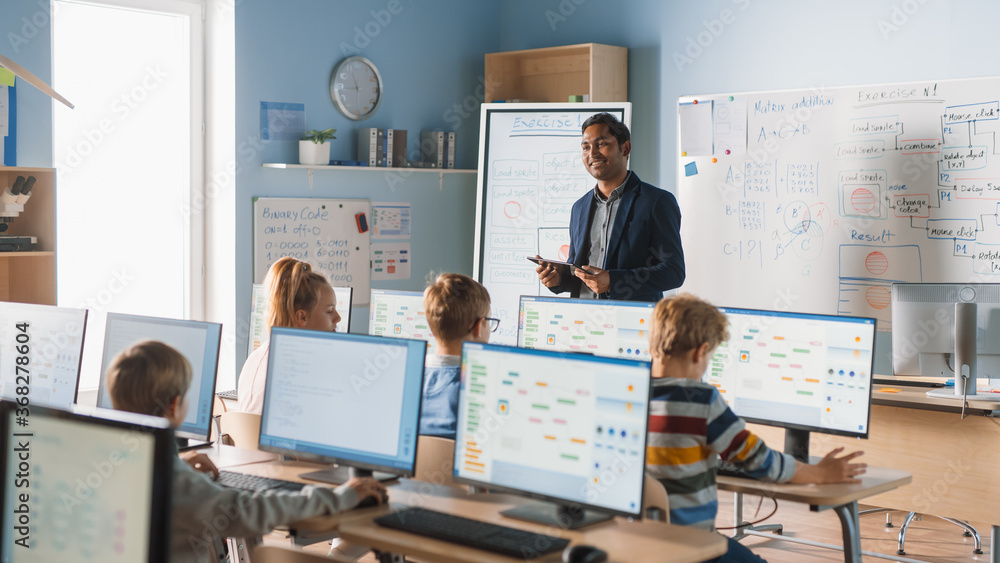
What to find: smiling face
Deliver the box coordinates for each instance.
[581,123,631,185]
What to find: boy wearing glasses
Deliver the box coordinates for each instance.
[420,273,496,439]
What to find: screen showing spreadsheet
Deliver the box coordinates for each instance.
[453,343,651,517]
[517,296,654,360]
[711,308,876,438]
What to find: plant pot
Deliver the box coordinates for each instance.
[299,140,331,165]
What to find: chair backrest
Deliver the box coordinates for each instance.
[642,474,670,523]
[252,545,331,562]
[414,435,458,488]
[219,411,261,450]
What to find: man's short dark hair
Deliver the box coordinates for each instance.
[581,112,630,145]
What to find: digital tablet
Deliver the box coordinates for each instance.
[527,256,596,275]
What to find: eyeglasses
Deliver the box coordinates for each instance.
[470,317,501,333]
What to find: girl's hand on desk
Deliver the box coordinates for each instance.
[182,451,220,479]
[344,477,388,505]
[791,447,867,484]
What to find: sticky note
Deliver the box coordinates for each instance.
[684,161,698,177]
[877,387,901,393]
[0,68,14,87]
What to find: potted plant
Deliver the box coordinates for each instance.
[299,128,337,165]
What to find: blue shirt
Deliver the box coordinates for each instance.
[419,354,461,439]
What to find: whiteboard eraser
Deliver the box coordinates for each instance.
[356,212,368,233]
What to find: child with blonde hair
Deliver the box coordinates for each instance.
[238,257,341,413]
[646,294,866,562]
[420,273,495,438]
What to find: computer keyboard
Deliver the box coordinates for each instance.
[217,470,305,493]
[374,507,569,559]
[872,378,944,388]
[216,389,238,400]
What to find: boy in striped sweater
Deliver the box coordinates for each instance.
[646,294,866,562]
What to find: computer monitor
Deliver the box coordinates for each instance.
[891,283,1000,400]
[453,343,651,529]
[710,307,877,461]
[95,313,222,442]
[248,283,353,355]
[369,289,437,354]
[517,295,654,360]
[259,327,426,483]
[0,301,87,409]
[0,401,173,562]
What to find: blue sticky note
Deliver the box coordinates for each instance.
[684,161,698,177]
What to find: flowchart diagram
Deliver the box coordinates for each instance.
[678,78,1000,326]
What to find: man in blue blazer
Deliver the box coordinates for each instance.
[535,113,684,301]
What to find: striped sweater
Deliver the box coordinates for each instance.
[646,377,797,530]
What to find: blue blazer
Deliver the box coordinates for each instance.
[551,172,685,302]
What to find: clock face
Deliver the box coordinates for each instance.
[330,57,382,120]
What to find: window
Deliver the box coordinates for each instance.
[53,0,204,389]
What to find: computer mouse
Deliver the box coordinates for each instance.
[562,544,608,563]
[356,491,389,509]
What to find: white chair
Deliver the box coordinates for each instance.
[642,474,670,523]
[219,411,261,450]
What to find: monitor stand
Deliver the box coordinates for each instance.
[298,465,398,485]
[500,502,612,530]
[177,437,213,452]
[784,428,810,463]
[927,302,1000,402]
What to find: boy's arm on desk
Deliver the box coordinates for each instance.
[717,463,911,507]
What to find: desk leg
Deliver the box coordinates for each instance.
[992,525,999,563]
[731,492,783,541]
[833,501,862,563]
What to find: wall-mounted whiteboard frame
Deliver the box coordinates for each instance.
[473,103,631,344]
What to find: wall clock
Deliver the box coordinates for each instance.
[330,56,382,121]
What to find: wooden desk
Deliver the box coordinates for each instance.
[718,465,911,562]
[744,381,1000,561]
[201,444,278,470]
[228,462,728,562]
[338,480,728,563]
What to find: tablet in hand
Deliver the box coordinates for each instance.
[527,256,596,276]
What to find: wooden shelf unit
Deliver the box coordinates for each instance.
[0,167,56,305]
[484,43,628,103]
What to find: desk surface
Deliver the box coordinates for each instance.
[717,464,911,508]
[228,461,727,563]
[873,379,1000,411]
[201,445,278,470]
[338,481,728,563]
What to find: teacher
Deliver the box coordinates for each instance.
[535,113,685,301]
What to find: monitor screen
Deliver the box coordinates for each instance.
[453,343,651,519]
[248,283,353,355]
[517,296,654,360]
[0,302,87,408]
[369,289,437,354]
[891,283,1000,380]
[0,402,173,563]
[259,328,426,476]
[95,313,222,440]
[711,308,877,439]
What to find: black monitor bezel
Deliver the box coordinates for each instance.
[716,306,878,441]
[0,401,174,563]
[258,328,426,478]
[450,341,651,521]
[96,312,223,441]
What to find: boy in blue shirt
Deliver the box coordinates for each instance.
[419,273,495,439]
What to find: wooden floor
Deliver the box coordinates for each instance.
[268,495,994,562]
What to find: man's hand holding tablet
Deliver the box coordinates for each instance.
[531,255,597,289]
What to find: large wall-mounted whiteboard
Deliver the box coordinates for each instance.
[253,197,371,305]
[677,76,1000,329]
[474,103,631,343]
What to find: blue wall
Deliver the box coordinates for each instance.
[0,1,54,166]
[234,0,501,358]
[498,0,1000,373]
